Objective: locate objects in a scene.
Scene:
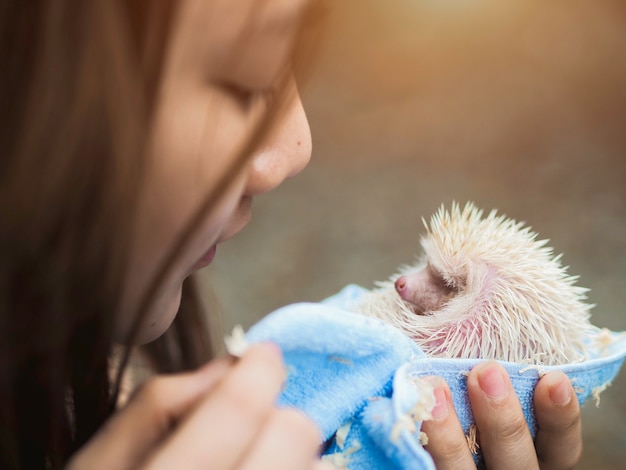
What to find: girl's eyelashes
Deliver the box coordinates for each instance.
[220,82,277,112]
[221,82,255,110]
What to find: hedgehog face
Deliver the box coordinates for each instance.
[394,263,458,315]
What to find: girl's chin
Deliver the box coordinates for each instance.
[117,286,183,345]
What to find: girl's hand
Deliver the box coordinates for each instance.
[422,361,582,470]
[68,344,330,470]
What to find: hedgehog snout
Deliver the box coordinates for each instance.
[395,267,454,315]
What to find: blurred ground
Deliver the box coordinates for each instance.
[206,0,626,467]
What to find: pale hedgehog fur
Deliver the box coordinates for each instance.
[351,202,596,365]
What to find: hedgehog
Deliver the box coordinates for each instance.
[351,202,596,365]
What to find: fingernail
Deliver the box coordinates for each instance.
[424,377,449,420]
[316,460,340,470]
[431,385,449,419]
[547,371,572,406]
[477,363,508,400]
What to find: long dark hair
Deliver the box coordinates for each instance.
[0,1,211,467]
[0,1,323,467]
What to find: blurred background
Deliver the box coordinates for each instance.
[206,0,626,467]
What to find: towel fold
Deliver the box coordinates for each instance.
[245,285,626,469]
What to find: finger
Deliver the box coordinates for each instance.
[67,357,232,469]
[146,342,287,469]
[421,377,476,470]
[467,361,538,470]
[313,461,340,470]
[533,371,582,470]
[238,407,321,470]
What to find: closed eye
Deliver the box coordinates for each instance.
[219,82,276,112]
[427,264,462,294]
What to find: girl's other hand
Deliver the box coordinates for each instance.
[68,344,325,470]
[422,362,582,470]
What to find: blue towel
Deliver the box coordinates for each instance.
[245,285,626,469]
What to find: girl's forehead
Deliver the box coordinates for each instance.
[169,0,311,83]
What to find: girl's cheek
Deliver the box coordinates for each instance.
[115,174,247,345]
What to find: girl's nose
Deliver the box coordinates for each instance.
[244,91,312,196]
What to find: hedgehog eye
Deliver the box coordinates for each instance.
[452,277,466,291]
[427,265,457,293]
[447,273,466,290]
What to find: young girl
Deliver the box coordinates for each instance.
[0,0,582,468]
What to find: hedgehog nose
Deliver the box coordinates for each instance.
[395,276,407,294]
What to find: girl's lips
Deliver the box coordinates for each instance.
[193,245,217,270]
[218,197,252,244]
[192,198,252,272]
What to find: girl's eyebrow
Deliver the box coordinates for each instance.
[210,19,300,91]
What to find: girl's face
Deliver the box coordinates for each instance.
[118,0,313,343]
